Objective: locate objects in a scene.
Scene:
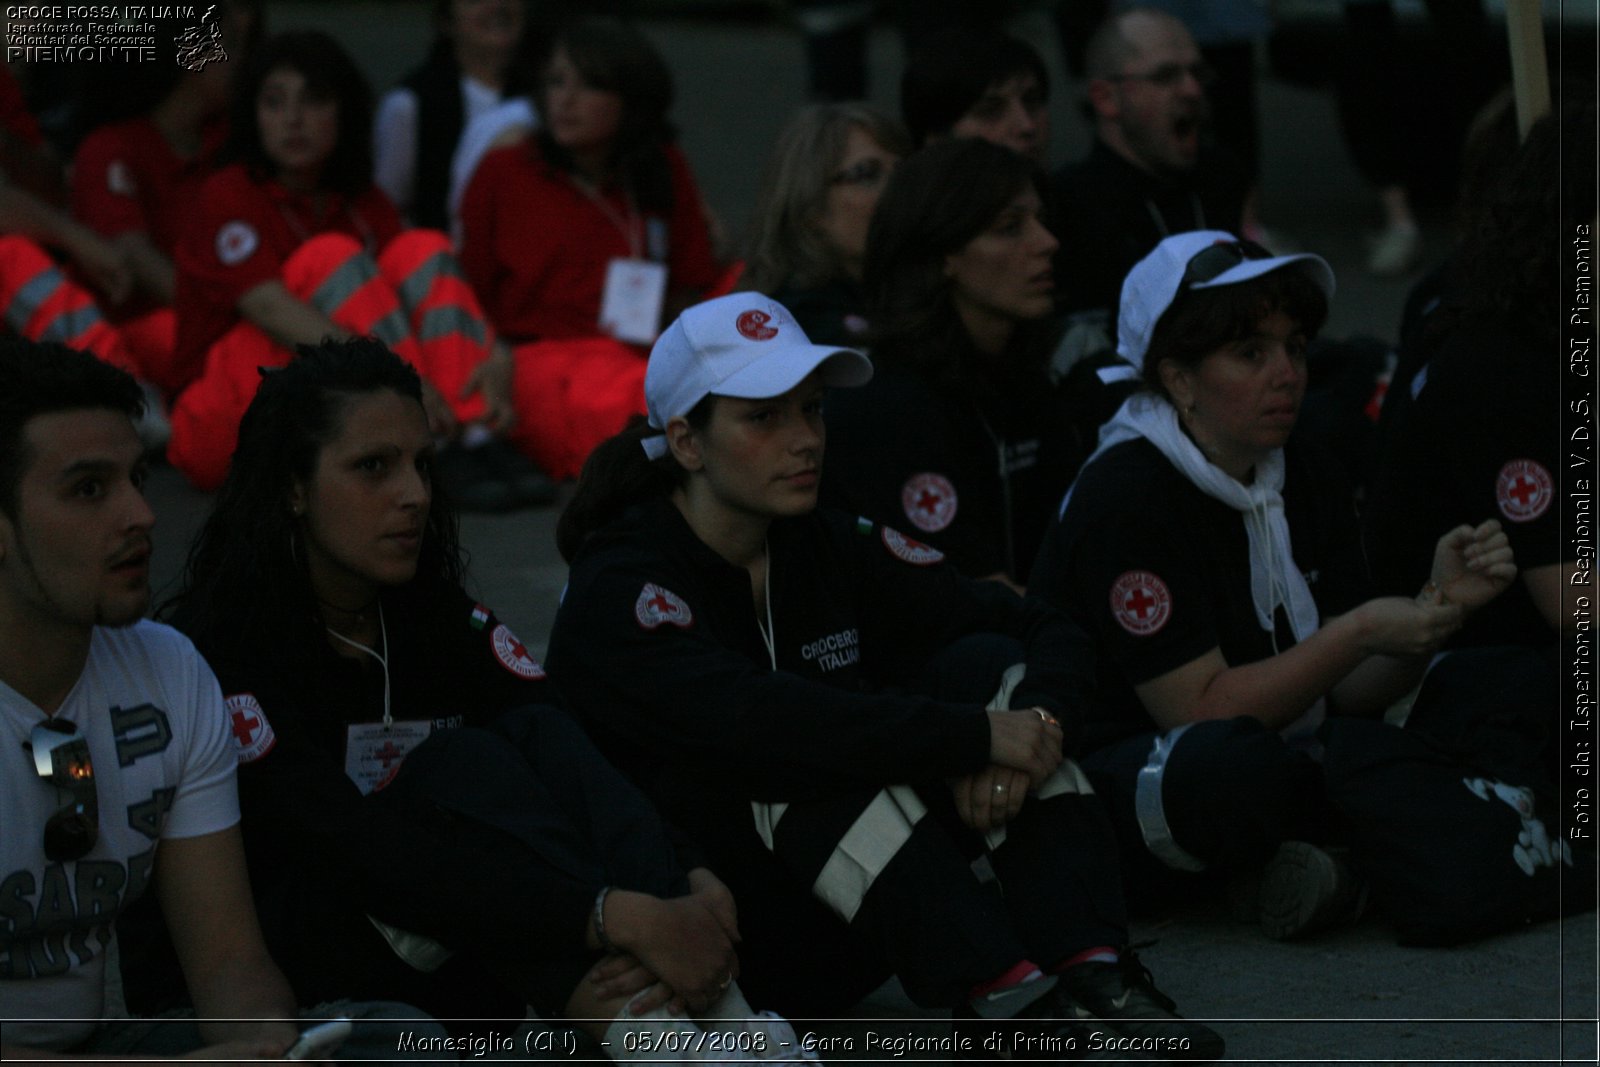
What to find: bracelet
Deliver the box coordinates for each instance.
[1417,580,1447,606]
[593,886,615,953]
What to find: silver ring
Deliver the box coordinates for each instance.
[1035,709,1060,727]
[993,783,1008,795]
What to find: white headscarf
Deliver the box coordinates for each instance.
[1066,393,1324,742]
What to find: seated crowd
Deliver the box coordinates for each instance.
[1,0,1588,1060]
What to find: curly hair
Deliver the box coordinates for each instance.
[163,338,463,665]
[223,30,375,197]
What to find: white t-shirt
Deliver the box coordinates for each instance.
[0,621,239,1051]
[373,75,506,222]
[446,96,540,242]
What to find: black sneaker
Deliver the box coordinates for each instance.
[434,444,518,513]
[1256,840,1367,941]
[1057,950,1225,1062]
[477,439,558,507]
[954,994,1130,1062]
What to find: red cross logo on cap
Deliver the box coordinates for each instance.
[736,309,779,341]
[901,472,958,533]
[1495,459,1552,523]
[1110,571,1172,636]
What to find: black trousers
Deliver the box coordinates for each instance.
[1081,717,1325,908]
[264,705,688,1021]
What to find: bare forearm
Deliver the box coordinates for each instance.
[115,232,176,303]
[237,280,350,351]
[1172,613,1371,731]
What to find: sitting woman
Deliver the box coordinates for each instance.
[373,0,540,230]
[738,102,910,346]
[458,18,722,481]
[162,337,797,1057]
[821,137,1081,591]
[547,292,1223,1056]
[170,30,546,509]
[68,0,252,398]
[1028,231,1515,934]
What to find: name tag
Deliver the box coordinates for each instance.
[345,721,433,795]
[600,257,668,345]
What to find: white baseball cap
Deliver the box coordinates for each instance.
[1116,230,1336,372]
[641,293,873,459]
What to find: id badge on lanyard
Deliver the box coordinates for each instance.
[345,721,432,795]
[578,177,668,344]
[600,258,668,344]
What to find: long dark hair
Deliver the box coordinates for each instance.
[862,138,1051,391]
[1446,86,1594,347]
[556,404,710,563]
[224,30,374,196]
[533,19,677,214]
[164,339,463,663]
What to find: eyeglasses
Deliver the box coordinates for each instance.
[1180,238,1274,290]
[830,156,892,189]
[1115,61,1216,90]
[28,719,98,863]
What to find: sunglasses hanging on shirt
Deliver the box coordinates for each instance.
[27,718,99,863]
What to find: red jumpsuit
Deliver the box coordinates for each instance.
[458,142,721,480]
[170,164,495,490]
[71,116,226,391]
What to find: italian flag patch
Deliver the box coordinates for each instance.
[470,604,490,630]
[855,516,874,536]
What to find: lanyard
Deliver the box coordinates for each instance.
[570,175,644,259]
[326,603,393,727]
[755,541,777,670]
[275,194,378,251]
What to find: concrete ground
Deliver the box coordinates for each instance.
[134,2,1597,1062]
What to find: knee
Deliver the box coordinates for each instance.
[1162,719,1321,866]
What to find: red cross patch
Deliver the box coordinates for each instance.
[881,527,944,566]
[491,623,546,679]
[106,159,136,197]
[224,693,276,763]
[901,472,958,533]
[215,219,258,266]
[636,583,693,630]
[1110,571,1172,636]
[1496,459,1552,523]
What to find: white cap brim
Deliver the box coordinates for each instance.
[714,345,873,400]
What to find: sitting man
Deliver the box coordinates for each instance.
[899,26,1053,165]
[1053,6,1251,332]
[0,336,436,1058]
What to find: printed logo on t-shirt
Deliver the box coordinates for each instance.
[881,527,945,566]
[224,692,277,763]
[736,309,779,341]
[106,159,136,197]
[1495,459,1553,523]
[215,220,258,266]
[901,472,957,533]
[491,623,546,679]
[635,583,694,630]
[1110,570,1172,636]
